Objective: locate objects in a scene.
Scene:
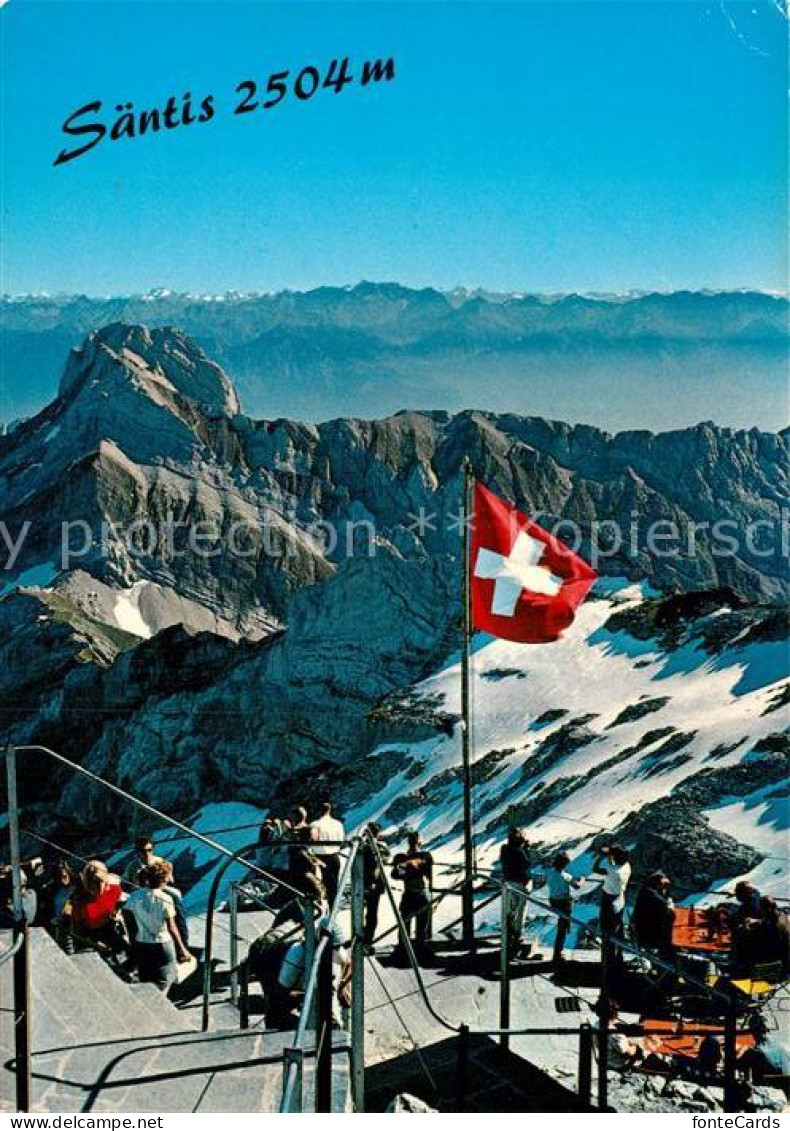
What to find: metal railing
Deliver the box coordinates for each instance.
[279,838,365,1113]
[1,748,761,1115]
[199,840,306,1031]
[363,839,746,1113]
[0,743,310,1111]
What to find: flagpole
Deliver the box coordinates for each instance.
[460,457,475,948]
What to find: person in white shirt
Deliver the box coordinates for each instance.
[593,844,632,967]
[125,860,191,992]
[546,852,586,966]
[309,801,345,908]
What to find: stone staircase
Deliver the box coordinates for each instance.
[0,928,350,1113]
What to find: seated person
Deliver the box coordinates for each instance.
[697,1033,722,1080]
[706,881,762,944]
[753,896,790,978]
[161,860,189,949]
[123,835,164,891]
[69,860,127,959]
[38,859,74,950]
[739,1014,790,1096]
[593,998,645,1071]
[278,917,350,1027]
[247,927,294,1023]
[0,862,40,927]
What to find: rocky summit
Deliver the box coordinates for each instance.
[0,324,787,881]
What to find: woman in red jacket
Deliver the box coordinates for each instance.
[69,860,126,958]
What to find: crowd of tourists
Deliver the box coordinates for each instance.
[0,834,193,994]
[499,830,789,981]
[2,807,787,1085]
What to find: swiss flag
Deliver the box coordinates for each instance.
[470,482,597,643]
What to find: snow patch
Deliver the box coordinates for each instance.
[112,582,153,638]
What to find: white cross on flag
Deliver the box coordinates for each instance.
[470,481,597,643]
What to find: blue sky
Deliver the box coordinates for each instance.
[2,0,787,294]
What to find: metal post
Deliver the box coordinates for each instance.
[315,939,334,1113]
[239,959,250,1030]
[723,983,738,1113]
[457,1023,470,1111]
[459,459,475,948]
[499,884,510,1051]
[578,1022,593,1107]
[350,849,365,1111]
[597,936,610,1112]
[229,883,239,1006]
[282,1047,304,1113]
[303,900,317,1028]
[6,748,31,1112]
[5,746,30,1108]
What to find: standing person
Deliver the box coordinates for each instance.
[310,801,345,908]
[593,844,632,968]
[274,826,326,928]
[391,831,433,962]
[500,828,533,957]
[362,822,390,953]
[124,861,192,992]
[631,872,676,962]
[734,881,762,923]
[123,834,164,890]
[161,860,189,949]
[289,807,309,837]
[546,852,586,966]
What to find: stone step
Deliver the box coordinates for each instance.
[29,1027,351,1113]
[69,952,187,1039]
[130,982,203,1033]
[22,931,139,1049]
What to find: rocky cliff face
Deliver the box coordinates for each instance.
[2,322,787,635]
[0,324,787,854]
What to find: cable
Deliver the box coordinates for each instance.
[365,952,438,1093]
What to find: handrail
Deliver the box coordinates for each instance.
[0,931,23,968]
[4,744,305,1037]
[368,840,733,1038]
[8,746,295,893]
[280,839,359,1113]
[493,875,732,1004]
[200,839,318,1029]
[202,841,258,1031]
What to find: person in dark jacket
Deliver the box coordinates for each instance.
[631,872,676,961]
[362,822,390,952]
[500,828,533,955]
[754,896,790,977]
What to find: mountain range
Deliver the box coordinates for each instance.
[2,285,787,431]
[0,322,786,894]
